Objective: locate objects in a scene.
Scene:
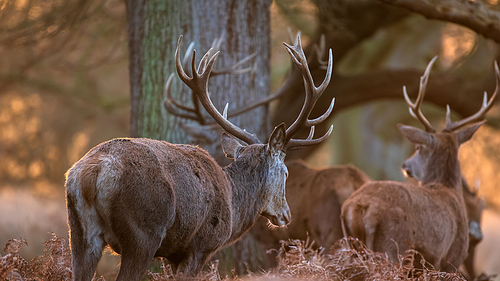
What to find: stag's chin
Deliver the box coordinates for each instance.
[402,167,413,178]
[262,211,291,227]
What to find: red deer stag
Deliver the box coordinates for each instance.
[341,56,499,272]
[65,35,335,281]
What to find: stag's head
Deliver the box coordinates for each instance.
[400,56,500,187]
[220,124,289,226]
[174,35,334,227]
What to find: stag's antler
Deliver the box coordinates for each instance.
[175,35,261,145]
[444,61,500,132]
[172,34,334,149]
[283,34,334,149]
[404,56,500,133]
[403,55,438,133]
[166,31,332,124]
[163,73,207,124]
[164,34,258,125]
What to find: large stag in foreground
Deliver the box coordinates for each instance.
[65,35,334,281]
[341,56,499,272]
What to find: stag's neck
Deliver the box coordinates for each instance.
[422,154,462,193]
[223,161,268,243]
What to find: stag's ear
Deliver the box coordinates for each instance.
[397,124,433,145]
[456,120,486,146]
[221,132,243,159]
[268,123,286,155]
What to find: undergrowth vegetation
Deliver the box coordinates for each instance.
[1,234,467,280]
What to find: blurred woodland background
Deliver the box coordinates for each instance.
[1,0,500,278]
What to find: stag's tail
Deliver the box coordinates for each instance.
[80,160,101,207]
[342,203,376,250]
[66,157,101,207]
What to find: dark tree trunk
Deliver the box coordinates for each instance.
[125,0,273,276]
[127,0,271,146]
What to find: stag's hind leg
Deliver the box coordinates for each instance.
[115,232,163,281]
[176,250,215,276]
[67,193,105,281]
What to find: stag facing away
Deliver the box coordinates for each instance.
[65,34,335,281]
[341,56,500,272]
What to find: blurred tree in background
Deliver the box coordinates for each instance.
[2,0,500,275]
[0,0,128,187]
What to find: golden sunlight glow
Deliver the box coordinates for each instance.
[25,117,40,135]
[440,23,476,68]
[10,96,26,114]
[28,161,43,178]
[5,157,26,180]
[68,131,91,164]
[44,145,59,164]
[489,0,498,5]
[460,124,500,208]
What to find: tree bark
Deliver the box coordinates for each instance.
[127,0,271,145]
[125,0,272,275]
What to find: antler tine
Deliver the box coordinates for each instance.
[211,31,225,53]
[197,47,215,75]
[444,61,500,132]
[307,98,335,127]
[163,73,206,123]
[314,34,329,69]
[195,32,224,74]
[287,28,301,46]
[403,55,438,133]
[286,125,334,149]
[175,35,261,145]
[282,34,334,149]
[182,41,195,70]
[212,52,258,76]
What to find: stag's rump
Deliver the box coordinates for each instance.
[65,139,176,253]
[341,181,468,269]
